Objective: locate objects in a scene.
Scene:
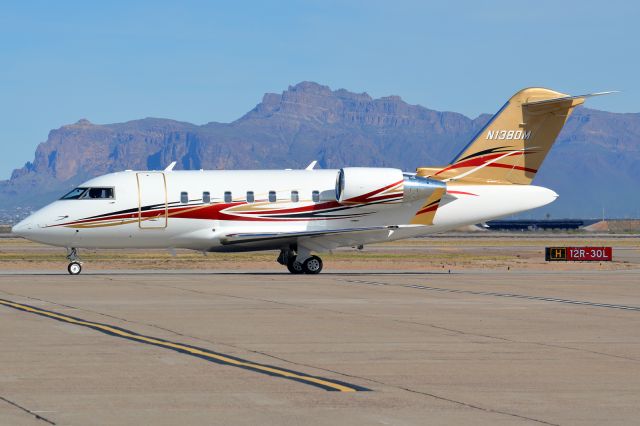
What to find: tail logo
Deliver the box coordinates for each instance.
[486,130,531,140]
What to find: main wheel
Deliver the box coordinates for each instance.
[286,258,304,274]
[67,262,82,275]
[302,256,323,274]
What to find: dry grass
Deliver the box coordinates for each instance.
[0,234,637,272]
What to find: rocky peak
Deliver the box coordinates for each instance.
[241,81,432,127]
[65,118,94,128]
[288,81,334,95]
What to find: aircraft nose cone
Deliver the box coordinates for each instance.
[11,220,34,237]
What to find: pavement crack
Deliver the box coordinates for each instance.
[338,278,640,312]
[395,387,560,425]
[0,396,56,425]
[160,283,304,308]
[335,278,640,362]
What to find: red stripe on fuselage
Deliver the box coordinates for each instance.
[343,180,404,203]
[226,201,341,215]
[447,190,478,196]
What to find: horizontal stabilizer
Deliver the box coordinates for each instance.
[523,91,618,106]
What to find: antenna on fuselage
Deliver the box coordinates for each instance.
[164,161,177,172]
[305,160,318,170]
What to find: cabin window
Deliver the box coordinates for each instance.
[246,191,255,203]
[61,187,114,200]
[224,191,232,203]
[268,191,276,202]
[180,191,188,204]
[312,190,320,202]
[203,191,210,203]
[291,190,299,202]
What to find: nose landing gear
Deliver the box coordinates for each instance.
[66,248,82,275]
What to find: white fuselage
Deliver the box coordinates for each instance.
[12,169,558,252]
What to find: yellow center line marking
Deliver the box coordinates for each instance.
[0,298,368,392]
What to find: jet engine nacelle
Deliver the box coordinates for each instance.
[335,167,446,204]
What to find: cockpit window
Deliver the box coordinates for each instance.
[60,187,114,200]
[61,187,88,199]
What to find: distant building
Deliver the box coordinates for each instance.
[484,219,600,231]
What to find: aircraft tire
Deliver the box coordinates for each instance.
[287,258,304,274]
[302,256,323,274]
[67,262,82,275]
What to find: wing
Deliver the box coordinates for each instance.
[219,225,403,251]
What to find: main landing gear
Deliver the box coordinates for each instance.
[278,249,323,274]
[66,247,82,275]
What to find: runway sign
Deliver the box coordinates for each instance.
[545,247,612,261]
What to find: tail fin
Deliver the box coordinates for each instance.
[417,88,615,184]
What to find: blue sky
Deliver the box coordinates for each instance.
[0,0,637,179]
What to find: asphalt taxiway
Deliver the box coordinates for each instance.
[1,268,640,425]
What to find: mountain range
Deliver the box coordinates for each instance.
[2,81,639,219]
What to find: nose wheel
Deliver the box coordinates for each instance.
[66,247,83,275]
[67,262,82,275]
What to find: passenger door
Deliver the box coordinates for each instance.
[136,172,168,229]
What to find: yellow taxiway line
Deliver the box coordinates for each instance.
[0,298,368,392]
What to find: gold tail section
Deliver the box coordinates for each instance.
[417,88,592,185]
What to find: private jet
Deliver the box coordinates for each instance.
[12,88,612,274]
